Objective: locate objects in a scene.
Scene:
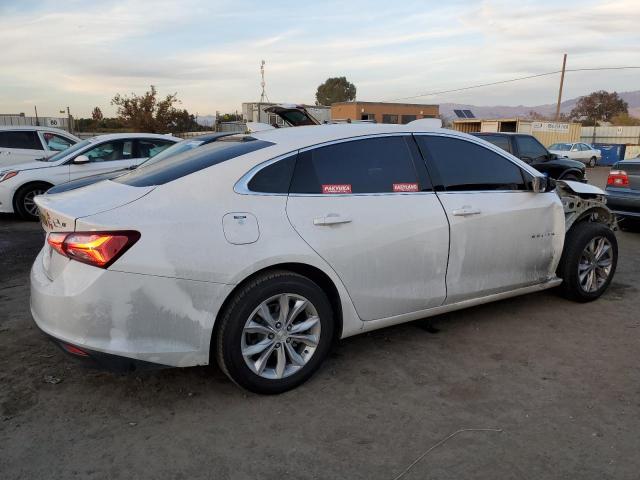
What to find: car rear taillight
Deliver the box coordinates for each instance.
[607,170,629,187]
[47,231,140,268]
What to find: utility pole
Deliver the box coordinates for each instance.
[66,106,73,134]
[555,53,567,121]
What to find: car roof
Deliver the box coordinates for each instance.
[0,125,76,134]
[85,133,182,142]
[473,132,531,137]
[250,122,461,150]
[181,132,235,144]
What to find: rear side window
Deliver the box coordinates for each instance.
[476,134,511,153]
[116,138,273,187]
[248,155,296,193]
[0,131,43,150]
[416,136,526,191]
[289,136,425,194]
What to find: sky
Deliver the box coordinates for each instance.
[0,0,639,118]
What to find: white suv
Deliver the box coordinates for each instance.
[31,123,618,393]
[0,126,80,165]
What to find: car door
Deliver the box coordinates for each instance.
[285,135,450,321]
[0,130,46,165]
[68,139,137,181]
[415,134,564,304]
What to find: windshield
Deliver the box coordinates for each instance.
[139,139,206,168]
[43,139,91,162]
[549,143,571,151]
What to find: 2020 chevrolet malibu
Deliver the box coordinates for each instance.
[31,121,618,393]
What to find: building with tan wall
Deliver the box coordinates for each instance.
[331,102,439,124]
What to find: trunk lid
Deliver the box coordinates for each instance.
[263,104,320,126]
[34,180,154,280]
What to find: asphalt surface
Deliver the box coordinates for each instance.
[1,167,639,479]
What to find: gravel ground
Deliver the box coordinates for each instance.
[1,167,639,479]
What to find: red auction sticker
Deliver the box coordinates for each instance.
[392,183,419,192]
[322,184,352,194]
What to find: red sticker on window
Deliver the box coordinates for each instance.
[322,184,352,194]
[393,183,419,192]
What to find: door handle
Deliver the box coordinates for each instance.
[452,206,481,217]
[313,213,352,226]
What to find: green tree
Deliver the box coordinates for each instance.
[570,90,628,126]
[610,112,640,126]
[111,85,197,133]
[91,106,103,121]
[315,76,356,106]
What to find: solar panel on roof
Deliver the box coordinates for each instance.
[453,109,465,118]
[462,110,475,118]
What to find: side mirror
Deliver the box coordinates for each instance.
[73,154,90,164]
[532,176,555,193]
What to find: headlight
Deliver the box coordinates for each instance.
[0,171,18,182]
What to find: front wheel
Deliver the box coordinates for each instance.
[215,271,334,394]
[557,222,618,302]
[588,157,597,168]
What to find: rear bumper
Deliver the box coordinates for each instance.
[30,248,233,368]
[606,189,640,217]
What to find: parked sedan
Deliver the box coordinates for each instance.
[47,133,235,194]
[31,122,617,394]
[605,159,640,227]
[0,126,80,166]
[549,142,601,167]
[0,133,179,220]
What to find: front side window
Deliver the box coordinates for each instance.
[83,140,133,162]
[416,136,526,191]
[0,131,43,150]
[514,136,548,162]
[289,136,425,194]
[42,132,75,152]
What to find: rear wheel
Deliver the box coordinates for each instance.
[215,271,334,394]
[557,222,617,302]
[14,182,50,221]
[588,156,597,168]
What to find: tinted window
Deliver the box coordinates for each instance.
[141,139,205,167]
[0,131,43,150]
[83,140,133,162]
[116,137,273,187]
[290,136,424,194]
[477,134,511,153]
[515,136,547,161]
[416,136,526,191]
[248,155,296,193]
[42,132,75,152]
[401,115,417,124]
[137,139,173,158]
[381,114,399,124]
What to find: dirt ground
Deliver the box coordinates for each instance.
[1,168,639,479]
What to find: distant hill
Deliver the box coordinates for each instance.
[439,90,640,121]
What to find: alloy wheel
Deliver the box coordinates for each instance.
[24,188,47,216]
[578,236,613,293]
[241,293,321,379]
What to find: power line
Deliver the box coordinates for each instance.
[387,66,640,102]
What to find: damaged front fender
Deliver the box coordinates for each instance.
[556,180,617,232]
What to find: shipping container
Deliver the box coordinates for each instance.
[452,118,581,146]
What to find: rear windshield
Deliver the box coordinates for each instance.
[114,137,274,187]
[549,143,571,151]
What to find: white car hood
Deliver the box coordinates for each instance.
[35,180,155,232]
[558,180,606,196]
[0,159,57,172]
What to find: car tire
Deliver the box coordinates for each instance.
[561,173,581,181]
[588,157,597,168]
[215,270,334,394]
[14,182,51,221]
[556,221,618,302]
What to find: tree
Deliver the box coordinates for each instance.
[91,106,103,121]
[111,85,197,133]
[315,76,356,106]
[610,112,640,126]
[570,90,628,126]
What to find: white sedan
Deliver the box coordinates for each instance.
[31,122,618,393]
[548,142,601,167]
[0,133,180,220]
